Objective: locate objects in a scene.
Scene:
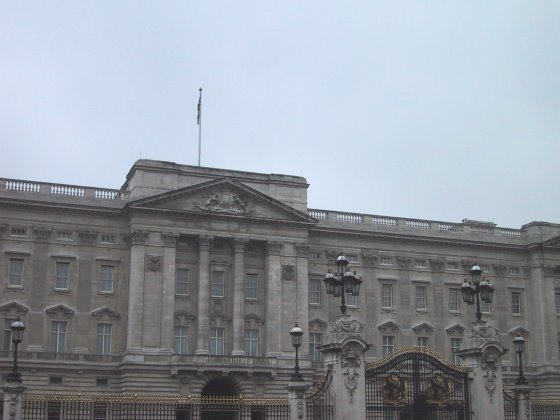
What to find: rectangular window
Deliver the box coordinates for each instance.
[174,326,188,354]
[414,259,426,268]
[447,261,459,270]
[99,265,114,293]
[555,292,560,315]
[383,336,395,356]
[308,278,321,305]
[4,318,16,351]
[417,337,429,347]
[309,333,322,362]
[347,255,359,263]
[10,226,27,237]
[100,234,116,244]
[211,271,225,298]
[51,321,67,353]
[57,231,73,241]
[381,284,393,309]
[8,259,24,287]
[245,274,258,300]
[175,269,189,295]
[451,338,462,364]
[244,329,258,356]
[380,256,393,266]
[481,301,491,313]
[509,267,520,275]
[96,323,112,354]
[346,293,358,307]
[481,264,491,273]
[415,286,427,310]
[512,292,522,315]
[55,262,70,290]
[449,288,459,311]
[209,327,224,355]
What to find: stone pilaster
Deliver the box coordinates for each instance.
[319,314,371,420]
[512,384,533,420]
[126,230,148,352]
[265,241,283,356]
[457,321,506,420]
[287,382,309,420]
[195,235,212,355]
[295,243,310,357]
[3,382,25,420]
[231,238,247,356]
[161,232,179,353]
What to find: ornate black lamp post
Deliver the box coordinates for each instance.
[323,253,362,314]
[6,317,25,384]
[513,334,528,385]
[290,323,304,382]
[460,264,495,322]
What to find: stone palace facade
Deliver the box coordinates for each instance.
[1,160,559,397]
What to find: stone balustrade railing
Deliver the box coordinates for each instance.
[1,178,128,200]
[308,209,524,239]
[0,351,121,363]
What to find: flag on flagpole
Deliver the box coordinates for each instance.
[197,88,202,125]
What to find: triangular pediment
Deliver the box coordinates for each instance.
[244,313,265,324]
[45,304,75,317]
[127,178,316,225]
[508,326,530,337]
[412,322,435,334]
[91,307,120,319]
[175,310,196,322]
[377,321,400,332]
[209,312,232,322]
[309,317,329,329]
[446,323,466,335]
[0,302,29,315]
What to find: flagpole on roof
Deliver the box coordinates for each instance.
[197,87,202,166]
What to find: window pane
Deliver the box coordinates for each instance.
[481,301,491,313]
[381,284,393,308]
[175,269,189,295]
[211,271,225,297]
[209,328,224,355]
[174,326,188,354]
[417,337,429,347]
[55,262,70,289]
[383,336,394,356]
[451,338,462,364]
[244,329,258,356]
[96,323,112,354]
[51,321,67,353]
[8,259,24,286]
[415,286,427,310]
[99,265,114,292]
[512,292,522,315]
[245,274,258,300]
[4,318,16,351]
[449,288,459,311]
[308,279,321,305]
[556,293,560,315]
[309,333,322,362]
[346,293,358,307]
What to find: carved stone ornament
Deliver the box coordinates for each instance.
[343,366,359,403]
[282,265,295,281]
[130,230,148,245]
[233,238,248,253]
[465,322,498,340]
[32,226,52,240]
[9,392,17,419]
[146,255,162,272]
[342,345,361,368]
[325,315,366,343]
[426,375,451,406]
[295,243,310,257]
[481,349,500,403]
[78,230,97,245]
[396,256,412,268]
[429,259,445,272]
[544,265,560,276]
[162,232,179,247]
[362,253,377,266]
[383,374,407,405]
[296,391,305,419]
[197,190,250,214]
[267,241,283,256]
[493,264,507,276]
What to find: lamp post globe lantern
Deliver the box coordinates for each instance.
[7,317,25,384]
[461,264,494,322]
[513,334,527,385]
[290,323,304,382]
[324,253,362,314]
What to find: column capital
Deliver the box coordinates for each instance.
[267,240,284,256]
[233,238,249,253]
[295,243,310,257]
[198,235,214,250]
[162,232,180,247]
[129,230,148,245]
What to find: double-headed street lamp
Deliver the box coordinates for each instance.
[6,317,25,384]
[290,323,304,382]
[513,334,528,385]
[460,264,495,322]
[323,254,362,314]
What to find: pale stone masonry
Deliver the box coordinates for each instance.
[0,159,559,397]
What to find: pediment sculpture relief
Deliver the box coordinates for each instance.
[197,190,251,215]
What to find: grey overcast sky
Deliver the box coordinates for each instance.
[1,2,559,228]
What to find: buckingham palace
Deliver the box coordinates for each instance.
[1,159,559,398]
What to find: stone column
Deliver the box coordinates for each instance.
[319,314,371,420]
[295,243,310,357]
[195,236,212,355]
[265,241,283,357]
[231,238,247,356]
[3,382,25,420]
[287,382,310,420]
[161,232,179,353]
[457,321,506,420]
[513,385,533,420]
[126,230,148,352]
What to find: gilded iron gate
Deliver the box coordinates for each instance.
[366,346,471,420]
